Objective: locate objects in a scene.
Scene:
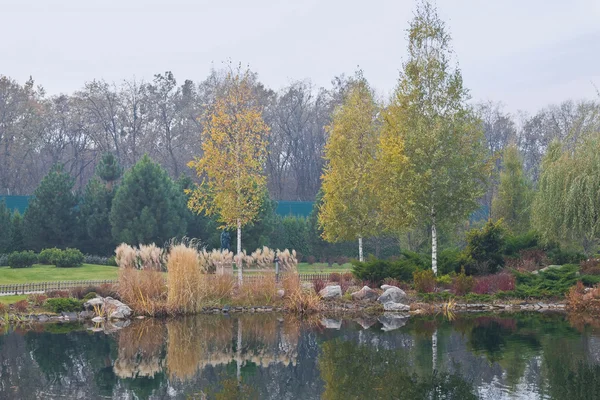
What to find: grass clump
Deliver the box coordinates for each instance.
[167,244,203,314]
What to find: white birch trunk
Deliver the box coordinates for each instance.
[358,236,364,262]
[431,208,438,276]
[237,219,242,284]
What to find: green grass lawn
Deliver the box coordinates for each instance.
[297,262,352,273]
[0,264,118,285]
[0,295,28,304]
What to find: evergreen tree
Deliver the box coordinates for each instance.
[78,153,122,255]
[11,211,25,252]
[0,201,12,253]
[492,145,532,234]
[110,155,188,245]
[381,1,488,274]
[23,165,78,251]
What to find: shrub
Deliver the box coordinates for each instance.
[513,265,579,298]
[413,269,436,293]
[352,252,427,285]
[581,258,600,275]
[45,298,83,313]
[27,293,48,306]
[0,303,7,314]
[503,231,539,256]
[83,292,98,301]
[97,283,119,299]
[436,274,453,289]
[0,254,7,266]
[54,248,84,268]
[38,248,62,264]
[307,255,316,265]
[13,300,29,312]
[547,247,585,265]
[505,248,548,272]
[46,290,70,298]
[382,277,403,288]
[7,251,38,268]
[329,273,341,283]
[84,254,118,266]
[453,269,474,296]
[463,220,506,275]
[312,278,326,294]
[438,248,462,275]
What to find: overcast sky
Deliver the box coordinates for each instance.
[2,0,599,114]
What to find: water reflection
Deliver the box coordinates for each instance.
[1,313,600,399]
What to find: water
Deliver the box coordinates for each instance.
[1,312,600,399]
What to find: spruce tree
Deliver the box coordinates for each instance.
[23,165,78,251]
[0,201,12,253]
[11,211,25,252]
[110,155,188,245]
[96,152,123,191]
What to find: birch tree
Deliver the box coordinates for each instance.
[187,67,269,283]
[382,0,488,274]
[318,72,381,262]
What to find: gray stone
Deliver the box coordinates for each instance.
[381,284,397,291]
[377,287,407,304]
[62,312,79,321]
[532,265,563,274]
[37,314,49,322]
[319,285,342,299]
[84,297,104,310]
[277,289,285,298]
[378,313,409,331]
[351,286,379,301]
[91,316,104,323]
[320,318,342,329]
[79,311,94,319]
[383,301,410,312]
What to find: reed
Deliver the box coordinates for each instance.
[167,244,203,314]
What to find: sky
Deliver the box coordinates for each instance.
[2,0,599,114]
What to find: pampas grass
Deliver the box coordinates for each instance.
[167,244,203,314]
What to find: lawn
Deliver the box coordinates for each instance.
[0,264,118,285]
[297,262,352,273]
[0,295,28,304]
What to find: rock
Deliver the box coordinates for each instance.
[351,286,379,301]
[91,316,104,323]
[532,265,562,274]
[277,289,285,298]
[85,296,133,320]
[112,319,131,329]
[319,285,342,299]
[378,313,409,331]
[84,297,104,310]
[109,305,132,320]
[320,318,342,329]
[381,284,397,291]
[37,314,49,322]
[355,317,377,330]
[377,287,407,304]
[62,312,79,321]
[79,311,94,319]
[383,302,410,312]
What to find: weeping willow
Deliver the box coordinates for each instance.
[532,136,600,254]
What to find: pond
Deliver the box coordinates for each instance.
[1,312,599,399]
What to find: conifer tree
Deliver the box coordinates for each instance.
[10,211,25,252]
[0,201,12,253]
[23,165,78,251]
[110,155,187,246]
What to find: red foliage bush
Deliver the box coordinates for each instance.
[472,273,515,294]
[581,258,600,275]
[505,249,548,272]
[27,293,48,307]
[382,277,403,288]
[328,273,341,283]
[13,300,29,312]
[312,278,326,294]
[306,256,316,265]
[46,290,69,298]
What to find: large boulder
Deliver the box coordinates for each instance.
[84,296,133,320]
[319,285,342,299]
[383,302,410,312]
[351,286,379,301]
[377,287,407,304]
[378,313,409,331]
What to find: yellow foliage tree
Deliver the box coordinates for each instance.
[318,72,389,261]
[187,67,269,283]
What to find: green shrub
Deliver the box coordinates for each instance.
[546,247,585,265]
[352,252,428,285]
[513,264,579,298]
[438,248,462,275]
[7,250,38,268]
[83,292,98,301]
[38,248,63,264]
[54,248,84,268]
[436,274,452,286]
[107,255,117,266]
[503,231,539,256]
[413,269,436,293]
[45,298,83,313]
[463,220,506,275]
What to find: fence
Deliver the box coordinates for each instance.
[0,273,340,295]
[0,280,117,295]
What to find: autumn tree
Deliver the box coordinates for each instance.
[532,135,600,254]
[492,144,532,234]
[318,72,382,262]
[382,1,488,274]
[187,67,269,283]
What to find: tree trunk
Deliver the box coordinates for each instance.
[237,219,243,284]
[431,208,438,276]
[358,236,364,262]
[432,328,438,372]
